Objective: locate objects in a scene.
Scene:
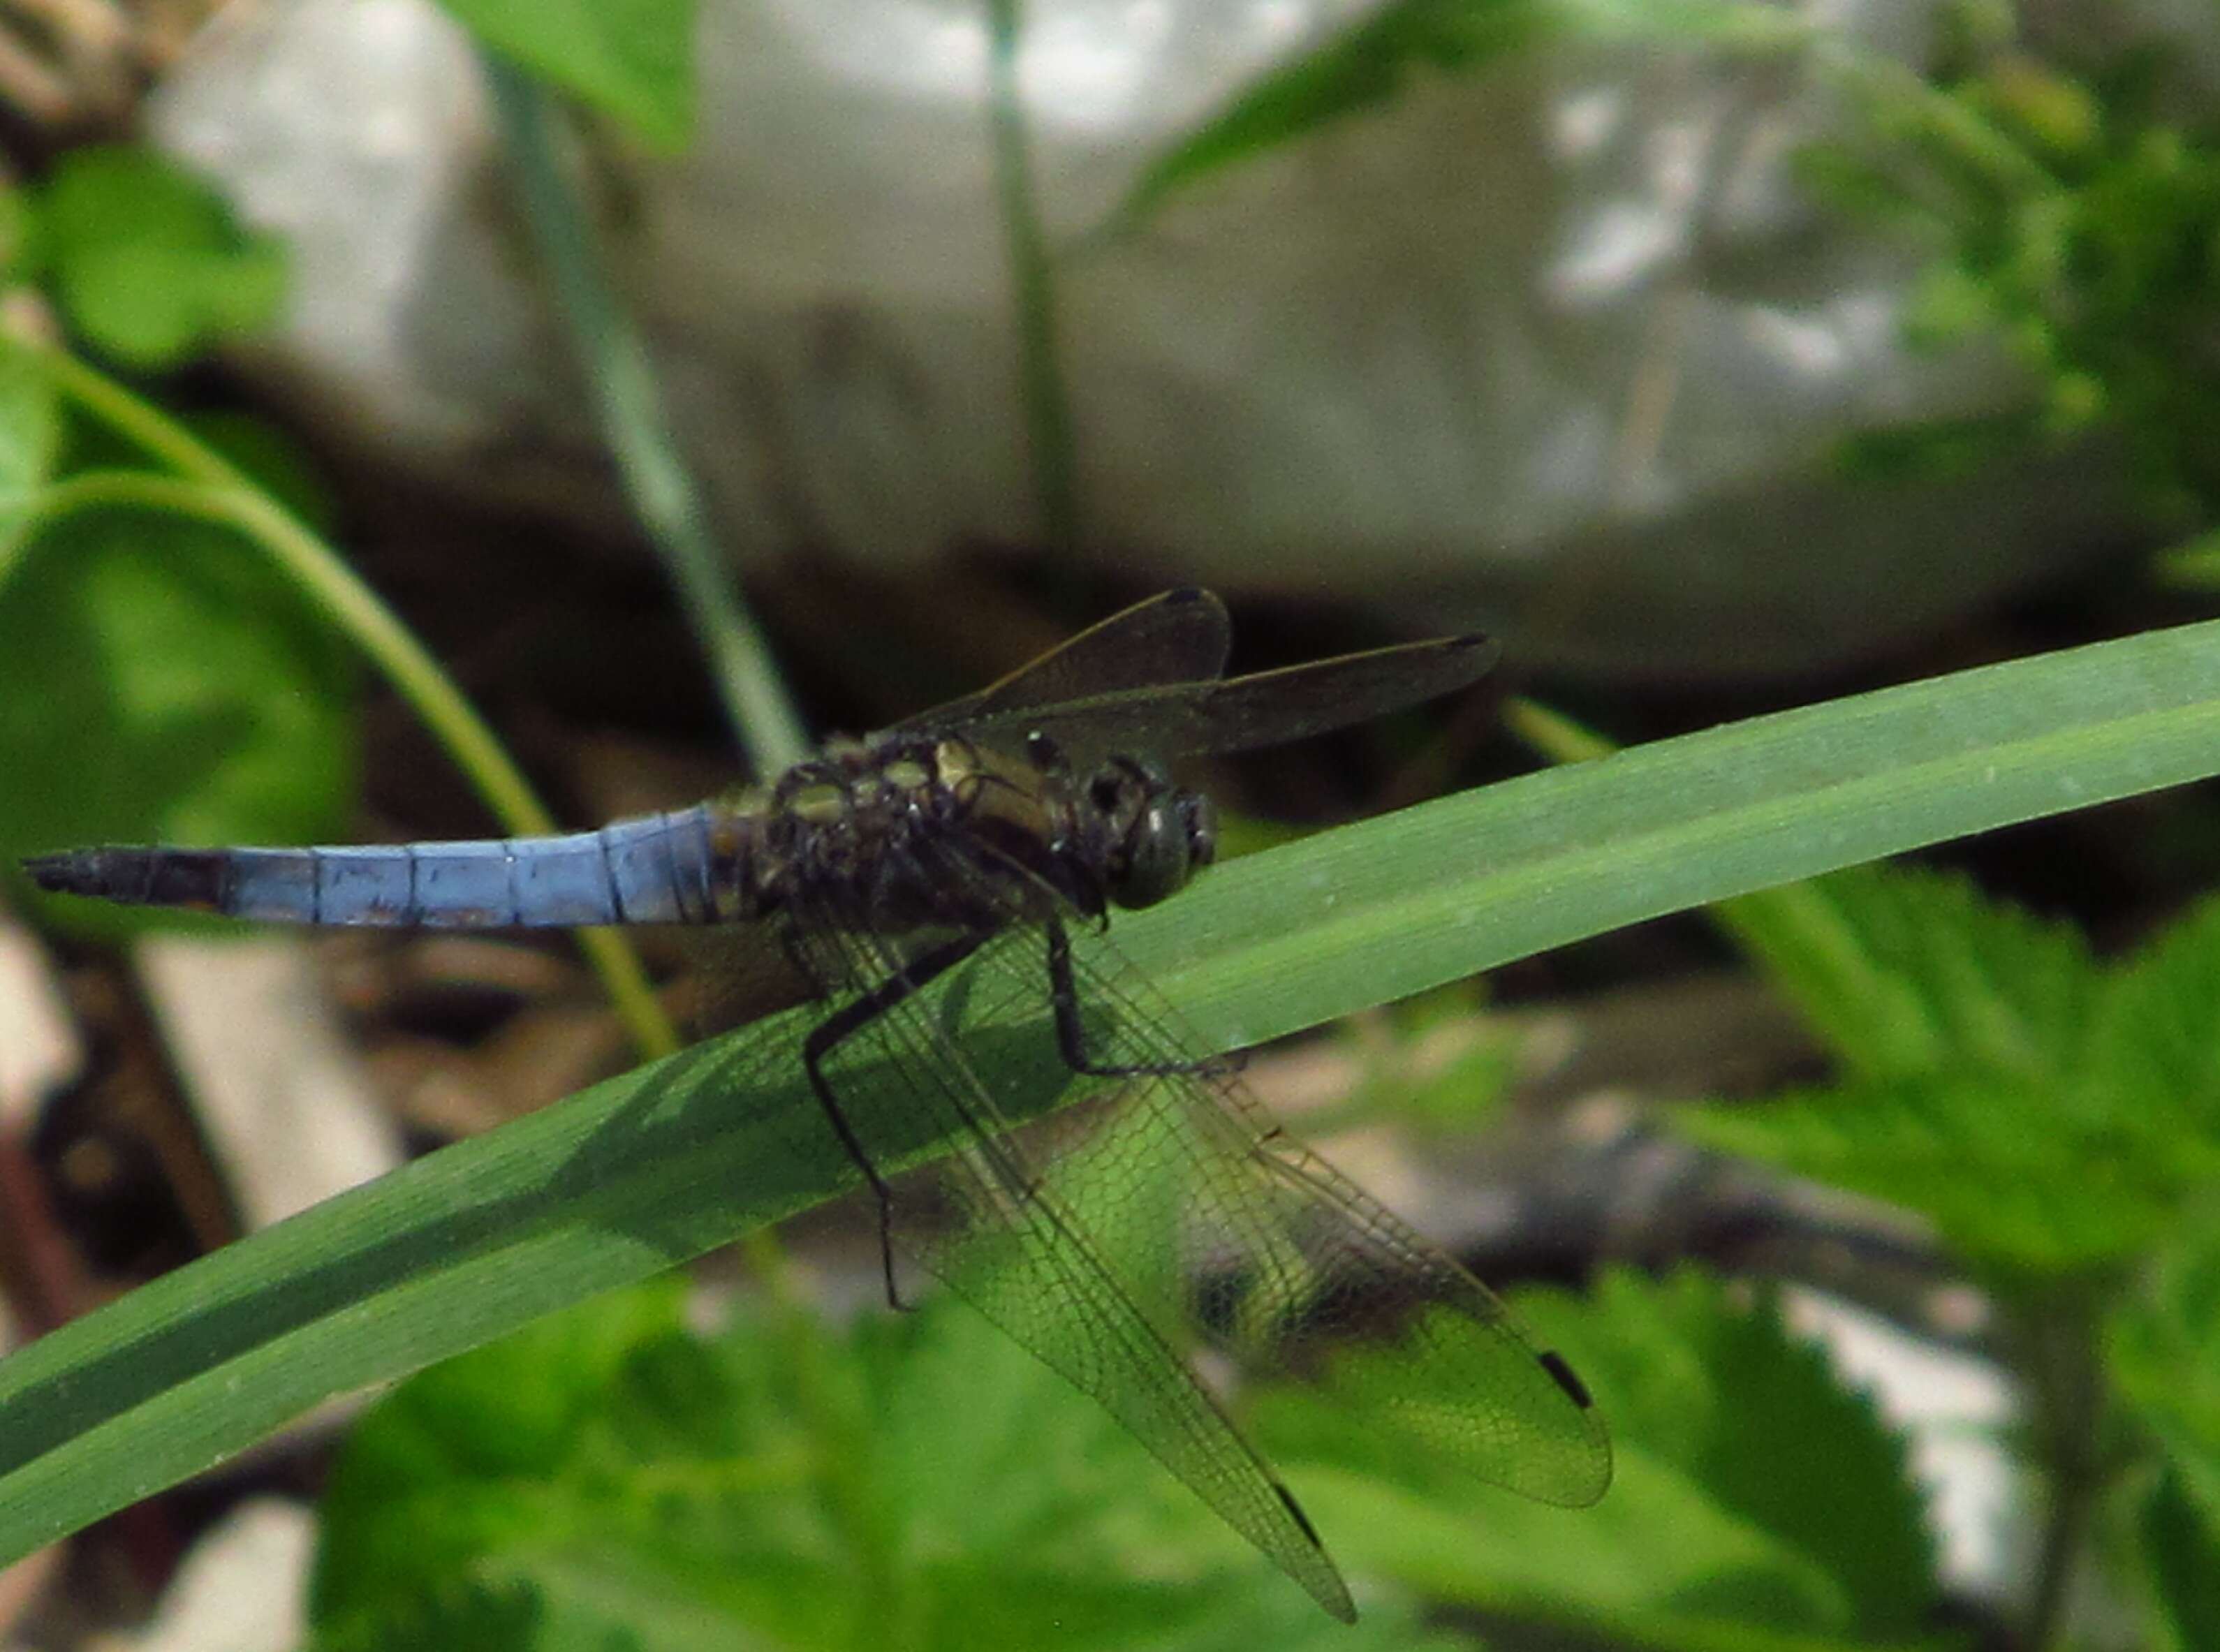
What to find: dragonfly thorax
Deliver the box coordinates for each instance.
[727,736,1203,934]
[743,735,1218,931]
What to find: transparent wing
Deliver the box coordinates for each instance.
[893,589,1232,735]
[919,637,1499,769]
[777,839,1605,1619]
[985,632,1500,762]
[895,589,1497,768]
[784,897,1357,1618]
[911,876,1611,1508]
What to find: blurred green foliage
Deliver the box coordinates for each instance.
[309,1279,1434,1652]
[34,145,288,371]
[0,150,358,936]
[0,490,357,942]
[306,1264,1939,1652]
[435,0,698,149]
[1113,0,1805,230]
[1675,863,2220,1648]
[1807,5,2220,520]
[1685,867,2220,1278]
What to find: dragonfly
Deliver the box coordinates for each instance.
[25,588,1610,1621]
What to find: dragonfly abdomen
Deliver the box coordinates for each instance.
[23,805,758,929]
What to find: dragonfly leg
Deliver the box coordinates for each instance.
[802,930,990,1310]
[1045,917,1241,1079]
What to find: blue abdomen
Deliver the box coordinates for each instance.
[24,805,742,928]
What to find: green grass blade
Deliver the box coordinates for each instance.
[482,61,809,776]
[985,0,1082,555]
[6,616,2220,1564]
[1133,615,2220,1050]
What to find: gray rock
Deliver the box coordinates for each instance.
[148,0,2141,676]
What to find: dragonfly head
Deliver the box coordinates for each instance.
[1089,757,1217,910]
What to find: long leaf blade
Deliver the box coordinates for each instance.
[5,617,2220,1564]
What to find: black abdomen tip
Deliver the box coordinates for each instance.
[22,848,229,911]
[22,851,101,895]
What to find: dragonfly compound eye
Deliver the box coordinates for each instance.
[1111,795,1195,908]
[1089,757,1214,910]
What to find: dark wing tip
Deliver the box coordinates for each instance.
[1536,1348,1593,1410]
[1531,1350,1614,1507]
[1272,1480,1357,1623]
[1273,1477,1328,1549]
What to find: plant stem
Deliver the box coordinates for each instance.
[482,57,809,776]
[1818,41,2056,196]
[2022,1285,2108,1649]
[985,0,1081,554]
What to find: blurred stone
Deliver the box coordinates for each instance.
[99,1498,311,1652]
[0,913,79,1132]
[149,0,2148,677]
[135,936,404,1230]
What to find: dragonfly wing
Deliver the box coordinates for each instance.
[893,589,1233,737]
[784,894,1358,1621]
[896,847,1612,1510]
[1179,630,1500,756]
[941,633,1499,766]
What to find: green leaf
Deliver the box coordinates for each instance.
[1685,873,2220,1276]
[858,1301,1439,1648]
[0,343,60,544]
[0,179,35,284]
[0,506,358,937]
[1902,263,2004,346]
[2085,893,2220,1147]
[2152,526,2220,593]
[2136,1470,2220,1652]
[38,146,288,369]
[312,1281,696,1630]
[1116,0,1806,227]
[1716,864,2097,1083]
[1145,617,2220,1057]
[2109,1200,2220,1533]
[1559,1273,1934,1632]
[1682,1074,2182,1273]
[9,617,2220,1568]
[436,0,696,149]
[316,1579,553,1652]
[314,1283,1441,1649]
[1257,1269,1938,1644]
